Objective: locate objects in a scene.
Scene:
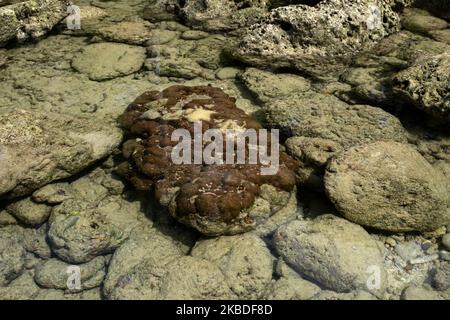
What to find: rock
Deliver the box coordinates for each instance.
[103,228,184,299]
[22,225,52,259]
[0,271,40,300]
[401,8,448,35]
[216,67,240,80]
[0,109,123,199]
[6,197,51,226]
[0,210,17,226]
[118,85,297,236]
[32,183,73,204]
[181,30,209,40]
[97,20,153,45]
[394,241,424,262]
[142,0,181,22]
[264,260,321,300]
[264,91,407,148]
[430,29,450,44]
[273,215,386,295]
[285,136,342,191]
[181,0,269,32]
[325,141,449,232]
[310,290,377,300]
[443,234,450,251]
[401,285,443,300]
[0,226,26,286]
[238,68,311,104]
[432,262,450,291]
[71,43,146,81]
[0,0,67,47]
[34,257,106,291]
[191,234,273,299]
[47,196,143,264]
[160,256,236,299]
[392,52,450,122]
[146,28,178,45]
[233,0,402,78]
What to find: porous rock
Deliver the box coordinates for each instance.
[191,233,274,299]
[325,141,449,232]
[0,109,122,199]
[273,215,386,295]
[0,0,67,47]
[233,0,402,77]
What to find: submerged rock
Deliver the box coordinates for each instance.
[0,0,67,47]
[401,8,448,35]
[181,0,269,32]
[0,109,122,199]
[392,52,450,122]
[118,85,297,236]
[191,234,274,299]
[6,196,51,226]
[233,0,402,77]
[274,215,386,295]
[325,141,449,232]
[0,226,26,286]
[34,256,106,291]
[71,43,146,81]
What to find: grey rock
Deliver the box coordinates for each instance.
[191,234,274,299]
[34,256,106,291]
[0,226,26,286]
[310,290,378,300]
[47,196,143,264]
[23,225,52,259]
[233,0,402,78]
[0,210,17,226]
[432,262,450,291]
[6,197,51,226]
[325,141,449,232]
[264,91,407,149]
[273,215,386,295]
[392,52,450,122]
[238,67,311,104]
[71,43,146,81]
[181,0,269,32]
[0,0,67,47]
[0,109,123,199]
[32,183,73,204]
[0,271,40,300]
[160,256,235,299]
[264,260,321,300]
[442,233,450,251]
[103,228,184,300]
[401,8,448,35]
[401,285,443,300]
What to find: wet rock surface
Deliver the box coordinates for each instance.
[0,109,122,199]
[325,141,449,232]
[233,0,404,77]
[274,215,386,296]
[0,0,449,301]
[0,0,67,47]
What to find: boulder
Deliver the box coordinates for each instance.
[274,215,386,295]
[0,0,67,47]
[0,109,122,199]
[233,0,402,78]
[392,52,450,122]
[325,141,449,232]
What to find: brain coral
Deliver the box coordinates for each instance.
[118,85,297,235]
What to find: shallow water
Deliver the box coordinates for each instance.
[0,0,449,300]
